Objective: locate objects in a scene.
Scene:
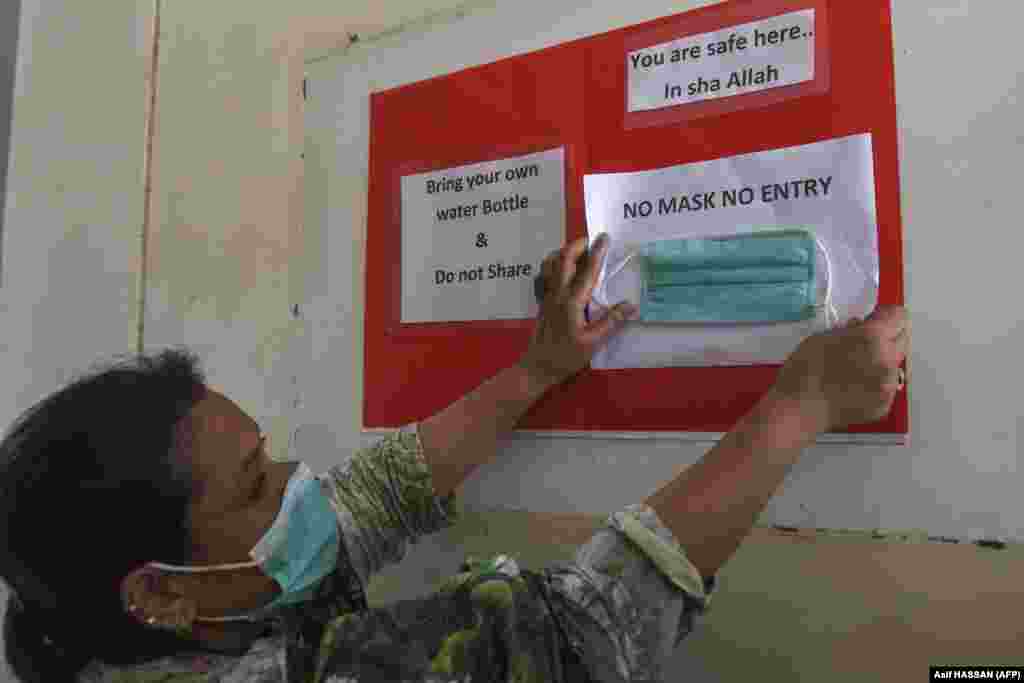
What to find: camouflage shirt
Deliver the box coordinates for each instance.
[78,425,715,683]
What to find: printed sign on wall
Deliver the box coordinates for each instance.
[400,148,565,324]
[627,9,816,113]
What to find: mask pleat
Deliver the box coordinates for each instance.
[639,229,818,323]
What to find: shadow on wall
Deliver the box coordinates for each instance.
[0,0,22,262]
[2,6,23,676]
[1,580,10,681]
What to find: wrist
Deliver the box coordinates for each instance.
[760,388,832,440]
[514,357,564,396]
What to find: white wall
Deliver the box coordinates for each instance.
[307,0,1024,544]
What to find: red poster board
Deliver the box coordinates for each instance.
[365,0,906,436]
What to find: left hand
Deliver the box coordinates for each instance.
[769,305,910,431]
[518,234,639,387]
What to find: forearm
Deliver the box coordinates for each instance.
[417,361,557,498]
[644,390,828,579]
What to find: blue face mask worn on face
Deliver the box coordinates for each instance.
[600,228,837,325]
[149,461,341,623]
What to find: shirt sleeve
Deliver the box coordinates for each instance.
[542,503,717,681]
[611,503,716,608]
[318,423,460,592]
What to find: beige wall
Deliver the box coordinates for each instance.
[144,0,480,460]
[2,1,1021,681]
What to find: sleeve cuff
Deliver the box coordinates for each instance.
[399,422,460,526]
[608,503,717,608]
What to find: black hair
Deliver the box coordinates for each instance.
[0,347,210,682]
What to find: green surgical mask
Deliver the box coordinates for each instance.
[603,229,837,324]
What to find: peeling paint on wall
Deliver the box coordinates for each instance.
[304,0,500,65]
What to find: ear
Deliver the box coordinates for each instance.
[119,565,198,627]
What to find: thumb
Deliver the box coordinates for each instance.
[864,304,908,339]
[866,304,909,323]
[580,301,638,346]
[842,316,863,331]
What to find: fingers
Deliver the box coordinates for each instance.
[880,366,903,392]
[861,306,910,369]
[539,251,558,302]
[580,300,638,346]
[539,235,608,306]
[570,234,609,306]
[560,237,588,290]
[873,389,899,422]
[898,316,911,356]
[887,314,910,361]
[865,305,908,341]
[543,250,559,280]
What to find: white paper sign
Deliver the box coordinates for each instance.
[400,148,564,324]
[627,9,815,112]
[583,133,878,369]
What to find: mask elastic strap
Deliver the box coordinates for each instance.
[192,613,263,623]
[145,463,312,576]
[145,560,270,623]
[147,559,263,573]
[813,234,839,328]
[595,249,640,308]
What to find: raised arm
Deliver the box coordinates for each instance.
[325,235,636,585]
[418,233,638,498]
[645,306,910,579]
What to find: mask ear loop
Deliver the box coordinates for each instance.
[811,234,839,329]
[593,248,642,311]
[147,560,263,573]
[145,559,269,622]
[144,466,313,620]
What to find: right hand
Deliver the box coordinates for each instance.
[520,235,638,388]
[770,305,910,432]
